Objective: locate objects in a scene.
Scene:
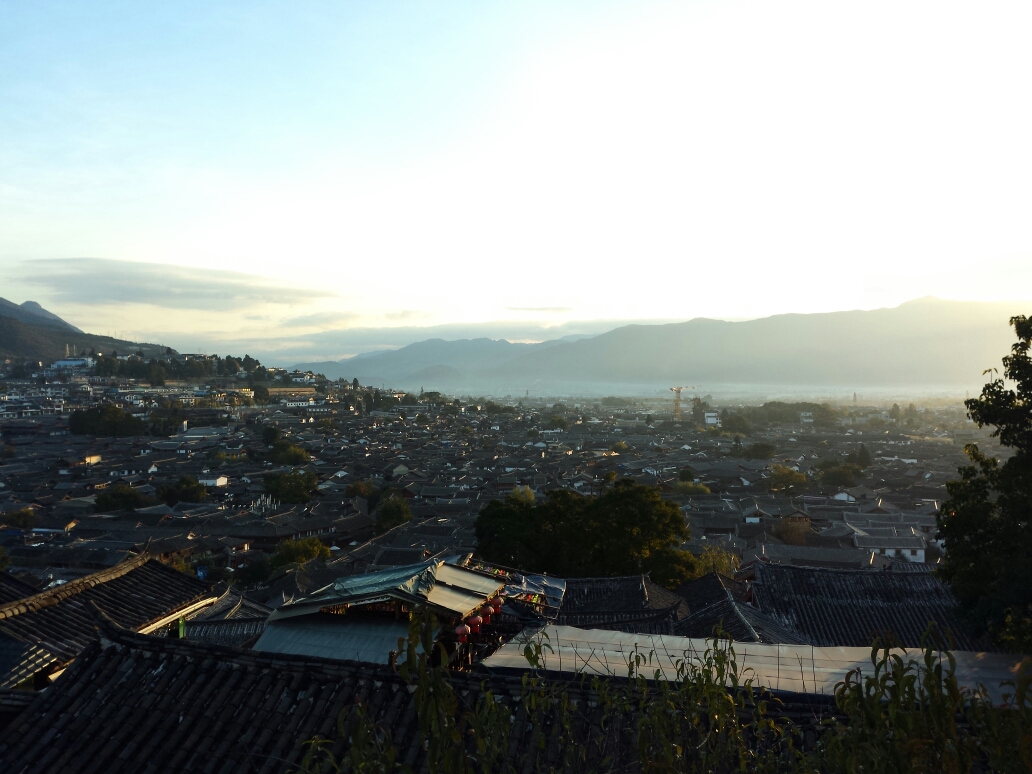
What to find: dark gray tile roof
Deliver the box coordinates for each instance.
[0,555,212,666]
[750,564,990,650]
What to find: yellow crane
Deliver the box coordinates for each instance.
[670,386,699,421]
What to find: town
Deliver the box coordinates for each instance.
[3,343,1027,771]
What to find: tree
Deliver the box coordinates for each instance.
[768,465,807,494]
[675,481,711,495]
[70,405,146,437]
[261,424,281,445]
[148,363,167,386]
[610,441,628,453]
[476,481,696,588]
[548,416,568,431]
[160,476,207,505]
[723,413,750,435]
[271,537,329,568]
[693,545,741,576]
[96,484,157,512]
[377,494,412,533]
[691,397,710,425]
[857,443,872,468]
[2,508,37,529]
[264,471,318,503]
[252,385,270,404]
[939,315,1032,652]
[268,441,309,465]
[820,464,862,488]
[345,480,377,500]
[889,403,902,422]
[508,485,536,506]
[742,442,776,460]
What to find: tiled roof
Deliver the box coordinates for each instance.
[670,572,809,644]
[0,624,613,773]
[0,572,41,606]
[558,575,688,632]
[750,564,990,650]
[0,554,213,665]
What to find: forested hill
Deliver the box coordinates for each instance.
[0,300,169,362]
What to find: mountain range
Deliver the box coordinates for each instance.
[0,297,169,363]
[294,298,1026,394]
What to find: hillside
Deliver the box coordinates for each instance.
[296,298,1027,393]
[0,297,83,333]
[0,302,170,363]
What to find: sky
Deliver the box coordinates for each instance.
[2,0,1031,363]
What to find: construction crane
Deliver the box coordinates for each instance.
[670,386,700,421]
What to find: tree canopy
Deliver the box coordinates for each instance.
[70,405,146,437]
[742,442,776,460]
[767,465,807,494]
[160,476,207,505]
[264,471,318,503]
[271,537,329,568]
[377,494,412,533]
[476,480,697,588]
[95,484,156,512]
[939,315,1032,652]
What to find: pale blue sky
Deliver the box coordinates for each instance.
[2,0,1031,359]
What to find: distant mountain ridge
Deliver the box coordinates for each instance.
[293,298,1026,393]
[0,297,169,363]
[0,297,83,333]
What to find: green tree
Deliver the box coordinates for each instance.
[547,415,568,431]
[693,545,741,576]
[939,315,1032,652]
[95,484,157,512]
[148,363,167,386]
[377,494,412,533]
[820,464,863,488]
[264,471,318,503]
[857,443,872,467]
[691,397,710,425]
[742,442,776,459]
[508,485,536,506]
[723,412,750,435]
[345,480,377,500]
[675,481,711,495]
[2,508,38,529]
[261,424,280,445]
[268,441,309,465]
[69,405,146,437]
[271,537,329,568]
[768,465,807,494]
[476,481,696,588]
[889,403,902,421]
[252,385,270,404]
[610,441,629,453]
[160,476,207,505]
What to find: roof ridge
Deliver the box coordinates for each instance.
[0,552,152,621]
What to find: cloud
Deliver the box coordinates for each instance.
[384,310,429,321]
[507,307,573,313]
[282,311,360,328]
[17,258,333,310]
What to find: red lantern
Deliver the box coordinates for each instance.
[468,615,483,634]
[454,624,470,644]
[491,597,502,614]
[480,606,492,625]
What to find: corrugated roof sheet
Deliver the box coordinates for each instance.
[482,625,1023,703]
[254,616,410,663]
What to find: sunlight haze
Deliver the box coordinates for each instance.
[2,0,1031,358]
